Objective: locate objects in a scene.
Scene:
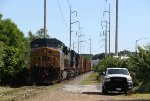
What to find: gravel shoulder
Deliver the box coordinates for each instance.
[30,71,150,101]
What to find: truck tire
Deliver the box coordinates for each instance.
[102,87,108,95]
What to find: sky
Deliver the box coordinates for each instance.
[0,0,150,55]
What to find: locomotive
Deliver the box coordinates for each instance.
[30,38,91,84]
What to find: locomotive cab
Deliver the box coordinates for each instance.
[30,38,65,84]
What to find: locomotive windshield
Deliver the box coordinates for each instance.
[31,38,64,49]
[31,42,46,48]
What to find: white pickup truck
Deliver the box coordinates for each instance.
[101,68,133,94]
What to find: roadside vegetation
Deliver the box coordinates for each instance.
[94,44,150,93]
[0,14,49,86]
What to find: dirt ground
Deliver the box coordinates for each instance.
[30,72,150,101]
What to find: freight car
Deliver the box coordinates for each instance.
[30,38,91,84]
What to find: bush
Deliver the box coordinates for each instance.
[95,57,129,74]
[128,46,150,93]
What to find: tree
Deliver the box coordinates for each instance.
[81,54,93,60]
[28,30,36,42]
[0,14,2,19]
[35,28,50,38]
[27,29,50,44]
[92,53,105,60]
[0,14,29,85]
[0,42,6,83]
[0,42,5,67]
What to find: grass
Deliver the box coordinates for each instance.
[47,83,63,90]
[115,93,150,100]
[0,86,14,93]
[0,83,64,101]
[80,72,100,85]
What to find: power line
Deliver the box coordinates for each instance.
[66,0,70,7]
[56,0,69,31]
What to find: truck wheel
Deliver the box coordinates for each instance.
[124,90,128,95]
[102,87,108,95]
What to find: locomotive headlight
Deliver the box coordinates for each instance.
[35,63,38,67]
[44,49,46,53]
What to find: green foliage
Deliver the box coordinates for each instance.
[35,28,50,38]
[0,14,29,85]
[95,57,129,73]
[0,18,24,47]
[0,42,5,82]
[0,42,5,67]
[0,14,2,19]
[28,30,36,43]
[27,29,50,44]
[81,54,93,60]
[92,53,105,60]
[94,56,129,81]
[0,14,51,85]
[128,46,150,93]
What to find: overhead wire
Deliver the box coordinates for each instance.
[99,0,107,52]
[56,0,69,31]
[66,0,70,7]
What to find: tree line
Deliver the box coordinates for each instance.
[0,14,50,86]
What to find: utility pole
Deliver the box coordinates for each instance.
[69,5,77,51]
[90,37,91,54]
[101,21,108,58]
[78,23,83,54]
[105,22,108,58]
[78,33,80,54]
[44,0,46,38]
[79,38,85,54]
[77,22,80,54]
[103,4,111,56]
[69,5,71,51]
[78,34,83,54]
[108,4,111,56]
[73,42,75,50]
[115,0,118,56]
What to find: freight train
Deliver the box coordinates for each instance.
[30,38,91,84]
